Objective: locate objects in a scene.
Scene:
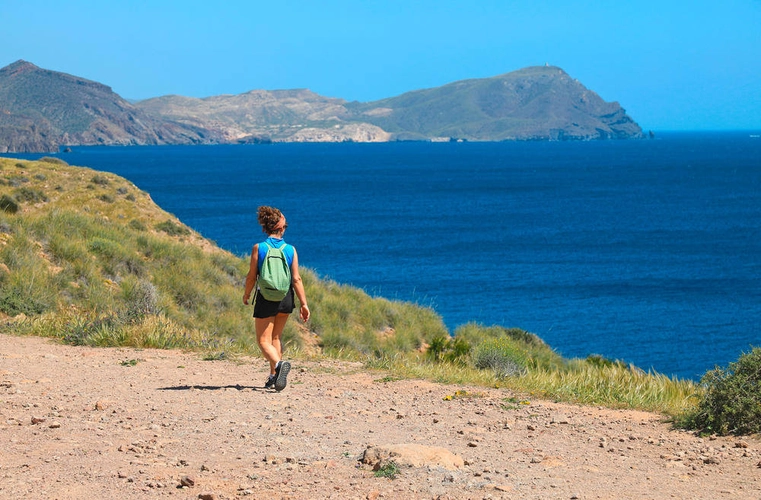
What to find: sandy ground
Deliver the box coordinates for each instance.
[1,333,760,500]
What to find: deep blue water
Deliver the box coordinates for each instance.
[6,132,761,380]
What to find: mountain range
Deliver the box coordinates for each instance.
[0,60,643,153]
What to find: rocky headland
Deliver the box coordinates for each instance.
[0,61,642,153]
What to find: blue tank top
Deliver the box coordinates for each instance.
[257,237,295,273]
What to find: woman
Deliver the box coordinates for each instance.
[243,206,310,391]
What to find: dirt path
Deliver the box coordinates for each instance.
[1,334,760,499]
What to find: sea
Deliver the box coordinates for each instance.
[5,131,760,380]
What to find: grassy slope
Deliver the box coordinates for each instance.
[0,156,698,416]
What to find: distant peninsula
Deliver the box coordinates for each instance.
[0,60,643,153]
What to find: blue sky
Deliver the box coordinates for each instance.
[1,0,759,131]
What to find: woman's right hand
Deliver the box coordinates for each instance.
[300,304,310,322]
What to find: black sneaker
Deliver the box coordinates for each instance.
[264,375,276,389]
[274,361,291,392]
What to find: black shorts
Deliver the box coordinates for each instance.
[252,287,295,318]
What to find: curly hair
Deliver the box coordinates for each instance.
[257,206,284,234]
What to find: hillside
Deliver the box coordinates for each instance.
[135,89,391,143]
[1,61,643,152]
[348,66,642,140]
[0,60,214,153]
[0,155,448,358]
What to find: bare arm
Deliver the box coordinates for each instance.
[290,248,310,322]
[242,244,259,305]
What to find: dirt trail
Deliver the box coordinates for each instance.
[1,334,759,499]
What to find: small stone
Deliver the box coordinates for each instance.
[180,475,195,487]
[49,422,61,429]
[735,441,749,449]
[198,494,217,500]
[94,401,107,411]
[467,442,478,448]
[31,417,46,425]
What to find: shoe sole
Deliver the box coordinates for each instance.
[274,361,290,392]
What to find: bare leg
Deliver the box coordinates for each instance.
[255,313,290,376]
[271,313,289,364]
[255,316,280,375]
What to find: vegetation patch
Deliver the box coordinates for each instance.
[155,219,191,236]
[39,157,68,166]
[373,461,400,479]
[679,347,761,436]
[0,194,19,213]
[14,187,49,203]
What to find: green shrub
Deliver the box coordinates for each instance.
[683,347,761,436]
[128,219,147,231]
[39,156,68,166]
[0,194,19,214]
[91,174,110,186]
[121,277,161,321]
[0,260,57,316]
[472,336,529,377]
[155,219,190,236]
[14,187,48,203]
[7,175,28,187]
[374,461,400,479]
[585,354,629,369]
[427,335,471,364]
[97,193,115,203]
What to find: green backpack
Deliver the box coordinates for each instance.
[258,242,292,302]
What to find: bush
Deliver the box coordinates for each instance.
[128,219,147,231]
[427,335,471,364]
[14,187,49,203]
[39,156,68,166]
[472,336,529,377]
[684,347,761,436]
[91,174,110,186]
[0,194,19,214]
[121,278,161,321]
[155,220,190,236]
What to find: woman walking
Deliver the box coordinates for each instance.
[243,206,309,391]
